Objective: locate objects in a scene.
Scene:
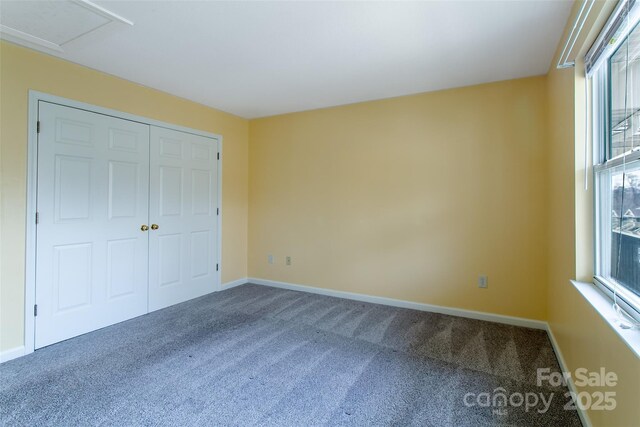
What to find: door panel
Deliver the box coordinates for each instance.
[108,161,139,219]
[191,169,212,215]
[149,127,218,311]
[159,233,182,287]
[53,243,93,312]
[106,238,138,299]
[190,230,210,279]
[160,166,183,216]
[35,102,150,349]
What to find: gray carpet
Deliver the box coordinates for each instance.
[0,283,581,426]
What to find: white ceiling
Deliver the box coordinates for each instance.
[1,0,572,118]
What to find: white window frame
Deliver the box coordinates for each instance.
[594,160,640,322]
[590,0,640,323]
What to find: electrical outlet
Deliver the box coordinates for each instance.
[478,275,488,288]
[268,255,274,265]
[286,256,291,266]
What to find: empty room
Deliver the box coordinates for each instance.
[0,0,639,426]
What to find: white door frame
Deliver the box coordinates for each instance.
[25,90,223,355]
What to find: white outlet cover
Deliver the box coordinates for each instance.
[478,276,488,288]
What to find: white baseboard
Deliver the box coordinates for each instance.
[221,277,249,291]
[546,324,592,427]
[247,277,547,330]
[0,346,25,364]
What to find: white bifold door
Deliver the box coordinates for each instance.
[35,103,150,348]
[35,101,218,349]
[148,127,218,311]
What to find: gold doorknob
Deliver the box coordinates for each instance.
[141,224,149,231]
[151,224,159,230]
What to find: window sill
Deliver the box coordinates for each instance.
[571,280,640,359]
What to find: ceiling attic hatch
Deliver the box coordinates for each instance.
[0,0,132,52]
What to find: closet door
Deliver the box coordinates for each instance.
[35,102,150,349]
[148,127,218,311]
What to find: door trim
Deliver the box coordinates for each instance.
[25,90,223,355]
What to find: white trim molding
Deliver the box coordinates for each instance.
[546,324,593,427]
[215,136,223,292]
[221,278,249,291]
[247,278,547,330]
[0,346,26,364]
[572,280,640,358]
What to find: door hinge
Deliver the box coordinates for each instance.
[216,208,219,216]
[217,152,220,160]
[34,304,38,317]
[35,212,39,224]
[37,121,40,133]
[216,264,219,271]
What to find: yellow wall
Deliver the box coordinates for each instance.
[2,5,639,424]
[249,77,549,321]
[546,1,640,425]
[0,41,249,352]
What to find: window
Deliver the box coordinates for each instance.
[591,0,640,321]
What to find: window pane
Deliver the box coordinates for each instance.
[609,21,640,158]
[610,168,640,297]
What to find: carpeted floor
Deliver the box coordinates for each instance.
[0,283,581,426]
